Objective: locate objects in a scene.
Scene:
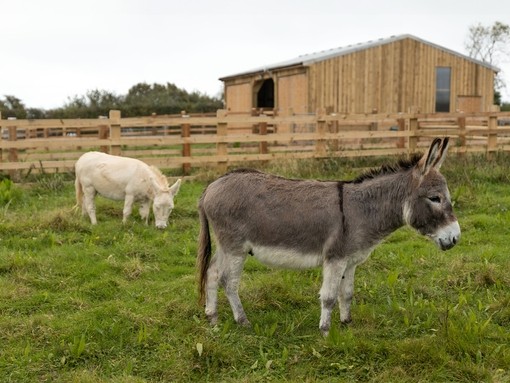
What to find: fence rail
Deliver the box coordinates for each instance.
[1,109,510,177]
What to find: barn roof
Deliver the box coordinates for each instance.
[220,34,499,80]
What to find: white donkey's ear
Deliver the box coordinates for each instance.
[169,178,181,196]
[419,137,449,175]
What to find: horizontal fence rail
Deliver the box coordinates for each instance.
[1,109,510,177]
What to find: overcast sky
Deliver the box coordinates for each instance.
[2,0,509,109]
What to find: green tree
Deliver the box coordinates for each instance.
[465,21,510,104]
[2,82,223,119]
[123,82,222,117]
[46,90,122,118]
[0,95,27,119]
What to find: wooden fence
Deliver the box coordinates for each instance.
[1,109,510,178]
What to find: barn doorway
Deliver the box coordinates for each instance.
[254,79,274,109]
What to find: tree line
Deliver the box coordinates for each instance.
[0,82,224,119]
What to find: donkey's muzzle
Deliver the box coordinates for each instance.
[434,220,461,251]
[155,221,168,229]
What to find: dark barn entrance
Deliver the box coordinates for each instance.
[255,79,274,109]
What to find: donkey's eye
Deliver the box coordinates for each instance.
[428,196,441,203]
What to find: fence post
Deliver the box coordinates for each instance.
[216,109,228,173]
[181,111,191,175]
[6,117,19,179]
[315,109,327,157]
[397,118,405,148]
[408,115,418,155]
[259,121,268,155]
[458,116,466,156]
[98,116,109,153]
[487,111,498,159]
[109,110,121,156]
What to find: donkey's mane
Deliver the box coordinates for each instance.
[150,165,169,187]
[352,153,422,184]
[225,168,318,183]
[223,157,423,185]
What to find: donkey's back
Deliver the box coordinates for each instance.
[75,151,148,200]
[200,169,343,263]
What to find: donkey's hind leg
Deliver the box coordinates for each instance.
[83,186,98,225]
[223,252,250,326]
[204,250,222,325]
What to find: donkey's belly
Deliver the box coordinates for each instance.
[248,244,324,269]
[95,186,126,201]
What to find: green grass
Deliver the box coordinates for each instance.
[1,154,510,382]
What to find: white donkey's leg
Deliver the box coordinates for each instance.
[139,200,151,225]
[122,195,135,224]
[339,265,357,324]
[204,250,222,325]
[224,253,250,326]
[83,186,97,225]
[319,258,347,336]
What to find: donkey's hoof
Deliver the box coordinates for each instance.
[237,317,251,327]
[340,316,352,326]
[206,313,218,326]
[319,325,330,337]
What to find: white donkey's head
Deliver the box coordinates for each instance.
[152,178,181,229]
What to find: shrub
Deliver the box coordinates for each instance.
[0,178,22,206]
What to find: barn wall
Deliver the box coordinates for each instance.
[225,82,252,112]
[307,38,495,114]
[222,37,496,118]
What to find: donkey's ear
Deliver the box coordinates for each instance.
[419,137,449,174]
[432,137,449,169]
[169,178,181,196]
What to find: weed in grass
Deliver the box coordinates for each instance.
[0,178,22,206]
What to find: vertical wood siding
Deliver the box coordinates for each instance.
[222,37,496,116]
[308,38,495,113]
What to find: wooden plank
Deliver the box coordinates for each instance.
[109,110,121,155]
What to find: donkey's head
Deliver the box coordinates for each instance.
[152,178,181,229]
[403,138,460,250]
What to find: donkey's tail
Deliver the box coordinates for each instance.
[197,198,212,305]
[73,176,83,212]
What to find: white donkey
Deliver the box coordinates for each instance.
[75,151,181,229]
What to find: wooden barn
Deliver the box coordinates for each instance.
[220,34,499,125]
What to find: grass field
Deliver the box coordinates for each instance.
[0,153,509,382]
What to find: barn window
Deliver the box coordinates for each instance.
[255,79,275,109]
[435,67,451,112]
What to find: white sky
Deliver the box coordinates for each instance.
[1,0,509,109]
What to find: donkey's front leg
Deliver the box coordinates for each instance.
[122,195,135,224]
[338,265,357,324]
[139,200,151,225]
[319,258,347,336]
